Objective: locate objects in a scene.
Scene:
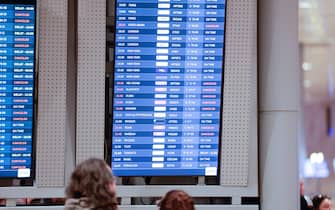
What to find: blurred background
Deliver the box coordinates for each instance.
[300,0,335,199]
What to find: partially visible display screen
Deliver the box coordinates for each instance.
[0,0,36,178]
[112,0,226,176]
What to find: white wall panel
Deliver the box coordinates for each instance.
[76,0,106,163]
[36,0,69,187]
[221,0,257,186]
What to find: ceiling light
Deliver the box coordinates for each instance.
[299,1,313,9]
[304,80,312,88]
[310,152,324,164]
[302,62,312,71]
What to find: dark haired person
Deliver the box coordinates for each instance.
[301,179,312,210]
[64,158,118,210]
[158,190,195,210]
[312,194,332,210]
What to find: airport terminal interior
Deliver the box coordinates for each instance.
[300,0,335,200]
[0,0,332,210]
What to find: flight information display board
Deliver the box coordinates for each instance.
[0,0,36,178]
[112,0,226,176]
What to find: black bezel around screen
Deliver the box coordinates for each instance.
[110,0,227,181]
[0,0,37,184]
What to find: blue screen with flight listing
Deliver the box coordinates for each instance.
[112,0,226,176]
[0,0,36,179]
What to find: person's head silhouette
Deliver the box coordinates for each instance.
[158,190,195,210]
[65,158,118,210]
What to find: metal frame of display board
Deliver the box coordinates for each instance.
[0,0,258,209]
[0,205,259,210]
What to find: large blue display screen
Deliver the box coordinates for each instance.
[112,0,226,176]
[0,0,36,178]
